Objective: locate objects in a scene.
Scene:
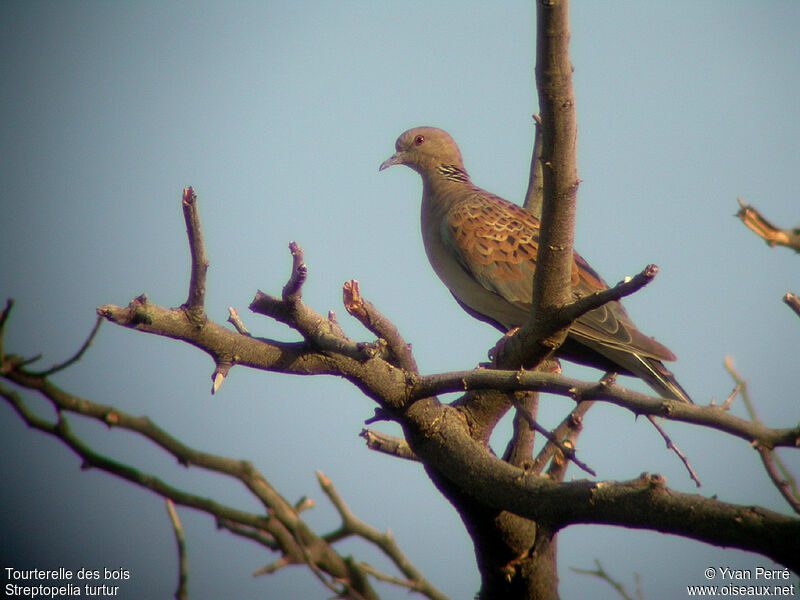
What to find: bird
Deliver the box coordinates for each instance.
[380,126,692,403]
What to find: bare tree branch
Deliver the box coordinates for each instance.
[254,242,374,361]
[646,415,702,487]
[570,560,642,600]
[0,383,379,599]
[0,321,446,599]
[725,357,800,515]
[783,292,800,319]
[0,298,15,364]
[165,499,188,600]
[360,428,419,462]
[99,292,409,408]
[532,400,593,474]
[344,279,418,373]
[412,369,800,449]
[496,263,659,368]
[282,240,308,302]
[523,113,544,215]
[227,307,251,336]
[0,383,270,529]
[736,198,800,253]
[757,446,800,516]
[505,0,579,371]
[405,415,800,569]
[93,280,800,453]
[182,187,209,324]
[317,471,450,600]
[25,315,103,377]
[512,395,596,476]
[502,392,539,466]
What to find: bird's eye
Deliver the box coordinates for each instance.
[414,135,425,145]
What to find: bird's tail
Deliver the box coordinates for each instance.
[631,354,693,404]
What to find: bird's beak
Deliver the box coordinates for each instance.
[379,152,404,171]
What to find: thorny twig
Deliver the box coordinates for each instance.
[724,357,800,515]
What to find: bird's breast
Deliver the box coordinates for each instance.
[420,195,524,331]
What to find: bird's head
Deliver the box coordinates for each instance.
[379,127,466,177]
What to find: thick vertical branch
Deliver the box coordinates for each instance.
[515,2,578,597]
[532,0,578,315]
[500,0,579,370]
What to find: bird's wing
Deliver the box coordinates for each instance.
[441,191,675,362]
[442,189,541,306]
[568,252,676,362]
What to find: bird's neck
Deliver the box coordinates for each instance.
[434,163,470,183]
[420,163,471,203]
[420,165,472,225]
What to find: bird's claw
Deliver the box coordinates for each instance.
[488,327,520,365]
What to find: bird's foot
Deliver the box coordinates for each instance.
[488,327,520,365]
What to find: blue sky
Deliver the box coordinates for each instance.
[1,2,799,598]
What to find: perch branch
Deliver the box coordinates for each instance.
[94,286,800,451]
[93,287,800,452]
[497,264,659,368]
[411,369,800,449]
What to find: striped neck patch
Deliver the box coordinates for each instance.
[437,164,470,183]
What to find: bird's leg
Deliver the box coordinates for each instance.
[489,329,564,375]
[600,372,617,387]
[488,327,520,366]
